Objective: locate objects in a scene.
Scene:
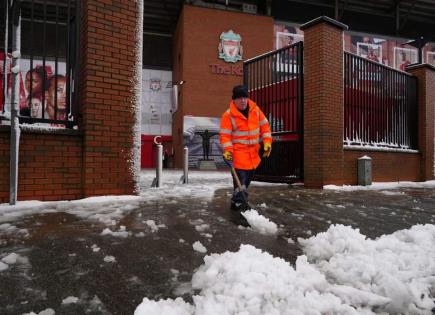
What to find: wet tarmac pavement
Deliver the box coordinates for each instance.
[1,183,434,314]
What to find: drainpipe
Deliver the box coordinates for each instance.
[9,0,21,205]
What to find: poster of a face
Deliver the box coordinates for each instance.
[344,33,435,71]
[357,43,382,63]
[274,24,304,52]
[394,47,417,71]
[183,115,224,168]
[275,32,304,50]
[1,51,67,124]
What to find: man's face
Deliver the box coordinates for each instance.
[47,78,66,110]
[234,97,248,111]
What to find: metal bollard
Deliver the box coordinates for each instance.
[183,146,189,184]
[156,144,163,187]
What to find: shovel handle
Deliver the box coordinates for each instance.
[230,166,243,191]
[224,159,243,190]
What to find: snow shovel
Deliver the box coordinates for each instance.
[223,158,252,212]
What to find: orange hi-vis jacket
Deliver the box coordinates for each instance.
[220,99,272,170]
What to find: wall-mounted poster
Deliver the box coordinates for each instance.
[343,33,434,71]
[394,47,418,71]
[356,42,383,63]
[183,115,225,168]
[347,35,388,65]
[274,24,304,51]
[427,52,435,66]
[273,24,304,74]
[1,51,67,124]
[426,44,435,66]
[142,69,173,136]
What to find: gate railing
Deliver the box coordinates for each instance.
[243,42,304,182]
[1,0,79,128]
[344,52,418,149]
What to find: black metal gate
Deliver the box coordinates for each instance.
[243,42,304,183]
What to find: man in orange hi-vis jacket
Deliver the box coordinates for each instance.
[220,85,272,211]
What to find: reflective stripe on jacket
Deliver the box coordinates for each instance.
[219,99,272,170]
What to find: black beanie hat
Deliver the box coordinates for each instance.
[232,85,249,100]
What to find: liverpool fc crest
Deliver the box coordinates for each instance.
[149,78,161,91]
[218,30,243,63]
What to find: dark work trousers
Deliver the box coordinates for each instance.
[231,169,255,205]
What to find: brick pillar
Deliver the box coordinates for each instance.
[407,64,435,181]
[300,16,348,188]
[80,0,143,196]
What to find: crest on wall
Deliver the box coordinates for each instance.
[150,78,161,91]
[218,30,243,63]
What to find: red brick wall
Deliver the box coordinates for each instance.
[0,127,83,203]
[1,0,142,203]
[407,65,435,181]
[302,18,346,187]
[343,150,420,184]
[0,129,11,202]
[80,0,141,196]
[172,5,274,167]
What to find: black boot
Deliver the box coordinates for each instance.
[230,202,251,227]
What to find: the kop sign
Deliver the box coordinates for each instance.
[210,30,243,77]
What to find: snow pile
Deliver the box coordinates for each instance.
[62,296,79,304]
[0,196,142,225]
[91,244,101,252]
[23,309,55,315]
[103,256,116,263]
[101,226,129,238]
[192,241,207,254]
[299,224,435,314]
[324,180,435,191]
[0,261,8,271]
[145,220,166,233]
[242,209,278,235]
[135,297,193,315]
[0,223,29,236]
[0,252,28,272]
[194,224,210,232]
[2,253,19,264]
[135,224,435,315]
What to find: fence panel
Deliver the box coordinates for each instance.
[344,52,418,149]
[1,0,78,128]
[244,42,303,183]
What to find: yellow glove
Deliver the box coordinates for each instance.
[223,151,233,161]
[263,143,272,158]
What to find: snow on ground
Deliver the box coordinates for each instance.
[0,252,29,272]
[135,224,435,315]
[103,256,116,263]
[23,309,55,315]
[145,220,166,232]
[0,223,29,237]
[324,180,435,191]
[0,261,8,271]
[0,196,142,225]
[61,296,79,304]
[192,241,207,254]
[1,253,19,264]
[0,170,283,225]
[101,226,130,238]
[241,209,278,235]
[139,170,234,201]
